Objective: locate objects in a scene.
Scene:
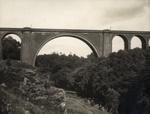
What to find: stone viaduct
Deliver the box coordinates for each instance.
[0,27,150,66]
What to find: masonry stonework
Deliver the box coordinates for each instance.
[0,27,150,66]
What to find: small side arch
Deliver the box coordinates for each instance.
[1,33,22,60]
[1,32,22,41]
[111,35,128,51]
[132,35,146,49]
[32,33,100,66]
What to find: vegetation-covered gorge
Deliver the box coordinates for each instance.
[1,36,150,113]
[0,36,107,114]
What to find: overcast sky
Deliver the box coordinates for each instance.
[0,0,150,57]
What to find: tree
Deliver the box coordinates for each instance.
[105,88,120,114]
[2,36,21,60]
[144,49,150,97]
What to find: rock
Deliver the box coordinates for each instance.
[40,106,44,109]
[19,71,67,114]
[0,83,6,87]
[94,104,99,108]
[23,78,27,86]
[66,90,76,94]
[60,102,66,111]
[25,110,30,114]
[34,96,48,100]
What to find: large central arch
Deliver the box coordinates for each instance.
[32,33,99,66]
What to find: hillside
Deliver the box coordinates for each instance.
[0,61,110,114]
[66,91,110,114]
[1,48,150,114]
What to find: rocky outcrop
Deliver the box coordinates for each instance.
[1,66,67,114]
[19,70,67,114]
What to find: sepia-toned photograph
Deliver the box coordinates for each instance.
[0,0,150,114]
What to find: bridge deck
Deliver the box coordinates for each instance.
[0,27,150,34]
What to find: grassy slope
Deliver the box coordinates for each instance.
[66,92,111,114]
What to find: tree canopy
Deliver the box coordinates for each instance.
[36,48,150,114]
[2,36,21,60]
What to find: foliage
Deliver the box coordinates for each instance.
[36,48,150,114]
[0,88,43,114]
[2,36,21,60]
[0,66,66,114]
[1,47,149,114]
[0,67,24,89]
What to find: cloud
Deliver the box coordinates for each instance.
[0,0,149,31]
[101,0,150,24]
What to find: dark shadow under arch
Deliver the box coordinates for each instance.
[33,34,99,66]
